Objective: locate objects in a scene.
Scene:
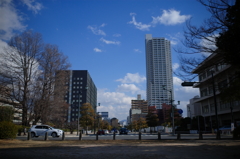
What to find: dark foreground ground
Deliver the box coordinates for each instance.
[0,139,240,159]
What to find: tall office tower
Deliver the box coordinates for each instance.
[64,70,97,122]
[145,34,173,109]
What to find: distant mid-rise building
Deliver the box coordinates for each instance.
[100,112,108,118]
[131,94,148,122]
[187,96,201,118]
[111,118,119,128]
[145,34,173,109]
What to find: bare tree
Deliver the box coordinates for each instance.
[0,30,70,126]
[175,0,235,80]
[32,44,70,125]
[0,31,43,126]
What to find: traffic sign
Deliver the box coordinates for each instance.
[178,109,183,114]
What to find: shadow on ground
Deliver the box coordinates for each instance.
[0,139,240,159]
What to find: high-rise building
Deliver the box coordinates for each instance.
[145,34,173,109]
[64,70,97,122]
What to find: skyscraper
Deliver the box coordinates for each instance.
[64,70,97,122]
[145,34,173,109]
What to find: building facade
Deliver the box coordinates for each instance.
[145,34,173,109]
[186,96,201,118]
[192,54,240,128]
[111,118,119,128]
[130,94,148,122]
[64,70,97,123]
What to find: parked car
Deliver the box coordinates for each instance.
[104,130,109,134]
[97,130,105,135]
[119,128,128,135]
[111,129,118,133]
[214,125,235,133]
[29,125,63,138]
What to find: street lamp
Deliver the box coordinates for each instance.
[162,85,174,135]
[94,103,100,134]
[162,85,180,136]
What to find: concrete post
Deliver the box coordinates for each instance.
[61,132,64,141]
[177,133,181,140]
[199,131,203,140]
[79,131,82,140]
[113,132,116,140]
[139,132,141,140]
[44,132,48,141]
[27,132,31,140]
[158,132,161,140]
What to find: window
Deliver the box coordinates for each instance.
[202,105,209,113]
[208,86,213,95]
[210,104,215,112]
[218,80,228,90]
[35,126,42,129]
[200,88,208,97]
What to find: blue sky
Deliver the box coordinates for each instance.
[0,0,212,121]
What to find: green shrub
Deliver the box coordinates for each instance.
[0,106,14,122]
[233,126,240,139]
[0,121,18,139]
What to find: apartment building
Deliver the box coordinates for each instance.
[145,34,173,109]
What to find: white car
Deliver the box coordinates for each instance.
[104,130,109,134]
[29,125,63,138]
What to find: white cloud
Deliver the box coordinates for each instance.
[151,9,191,26]
[113,34,121,37]
[172,63,179,71]
[87,24,106,36]
[117,84,140,94]
[97,89,135,120]
[128,13,151,31]
[166,32,181,45]
[100,23,106,27]
[116,73,146,84]
[22,0,43,14]
[134,49,141,53]
[128,9,191,31]
[200,35,218,57]
[93,48,102,52]
[100,37,120,45]
[0,0,26,40]
[173,76,183,86]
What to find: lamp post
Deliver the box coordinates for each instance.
[94,103,100,134]
[162,85,177,135]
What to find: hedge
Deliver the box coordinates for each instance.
[0,121,18,139]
